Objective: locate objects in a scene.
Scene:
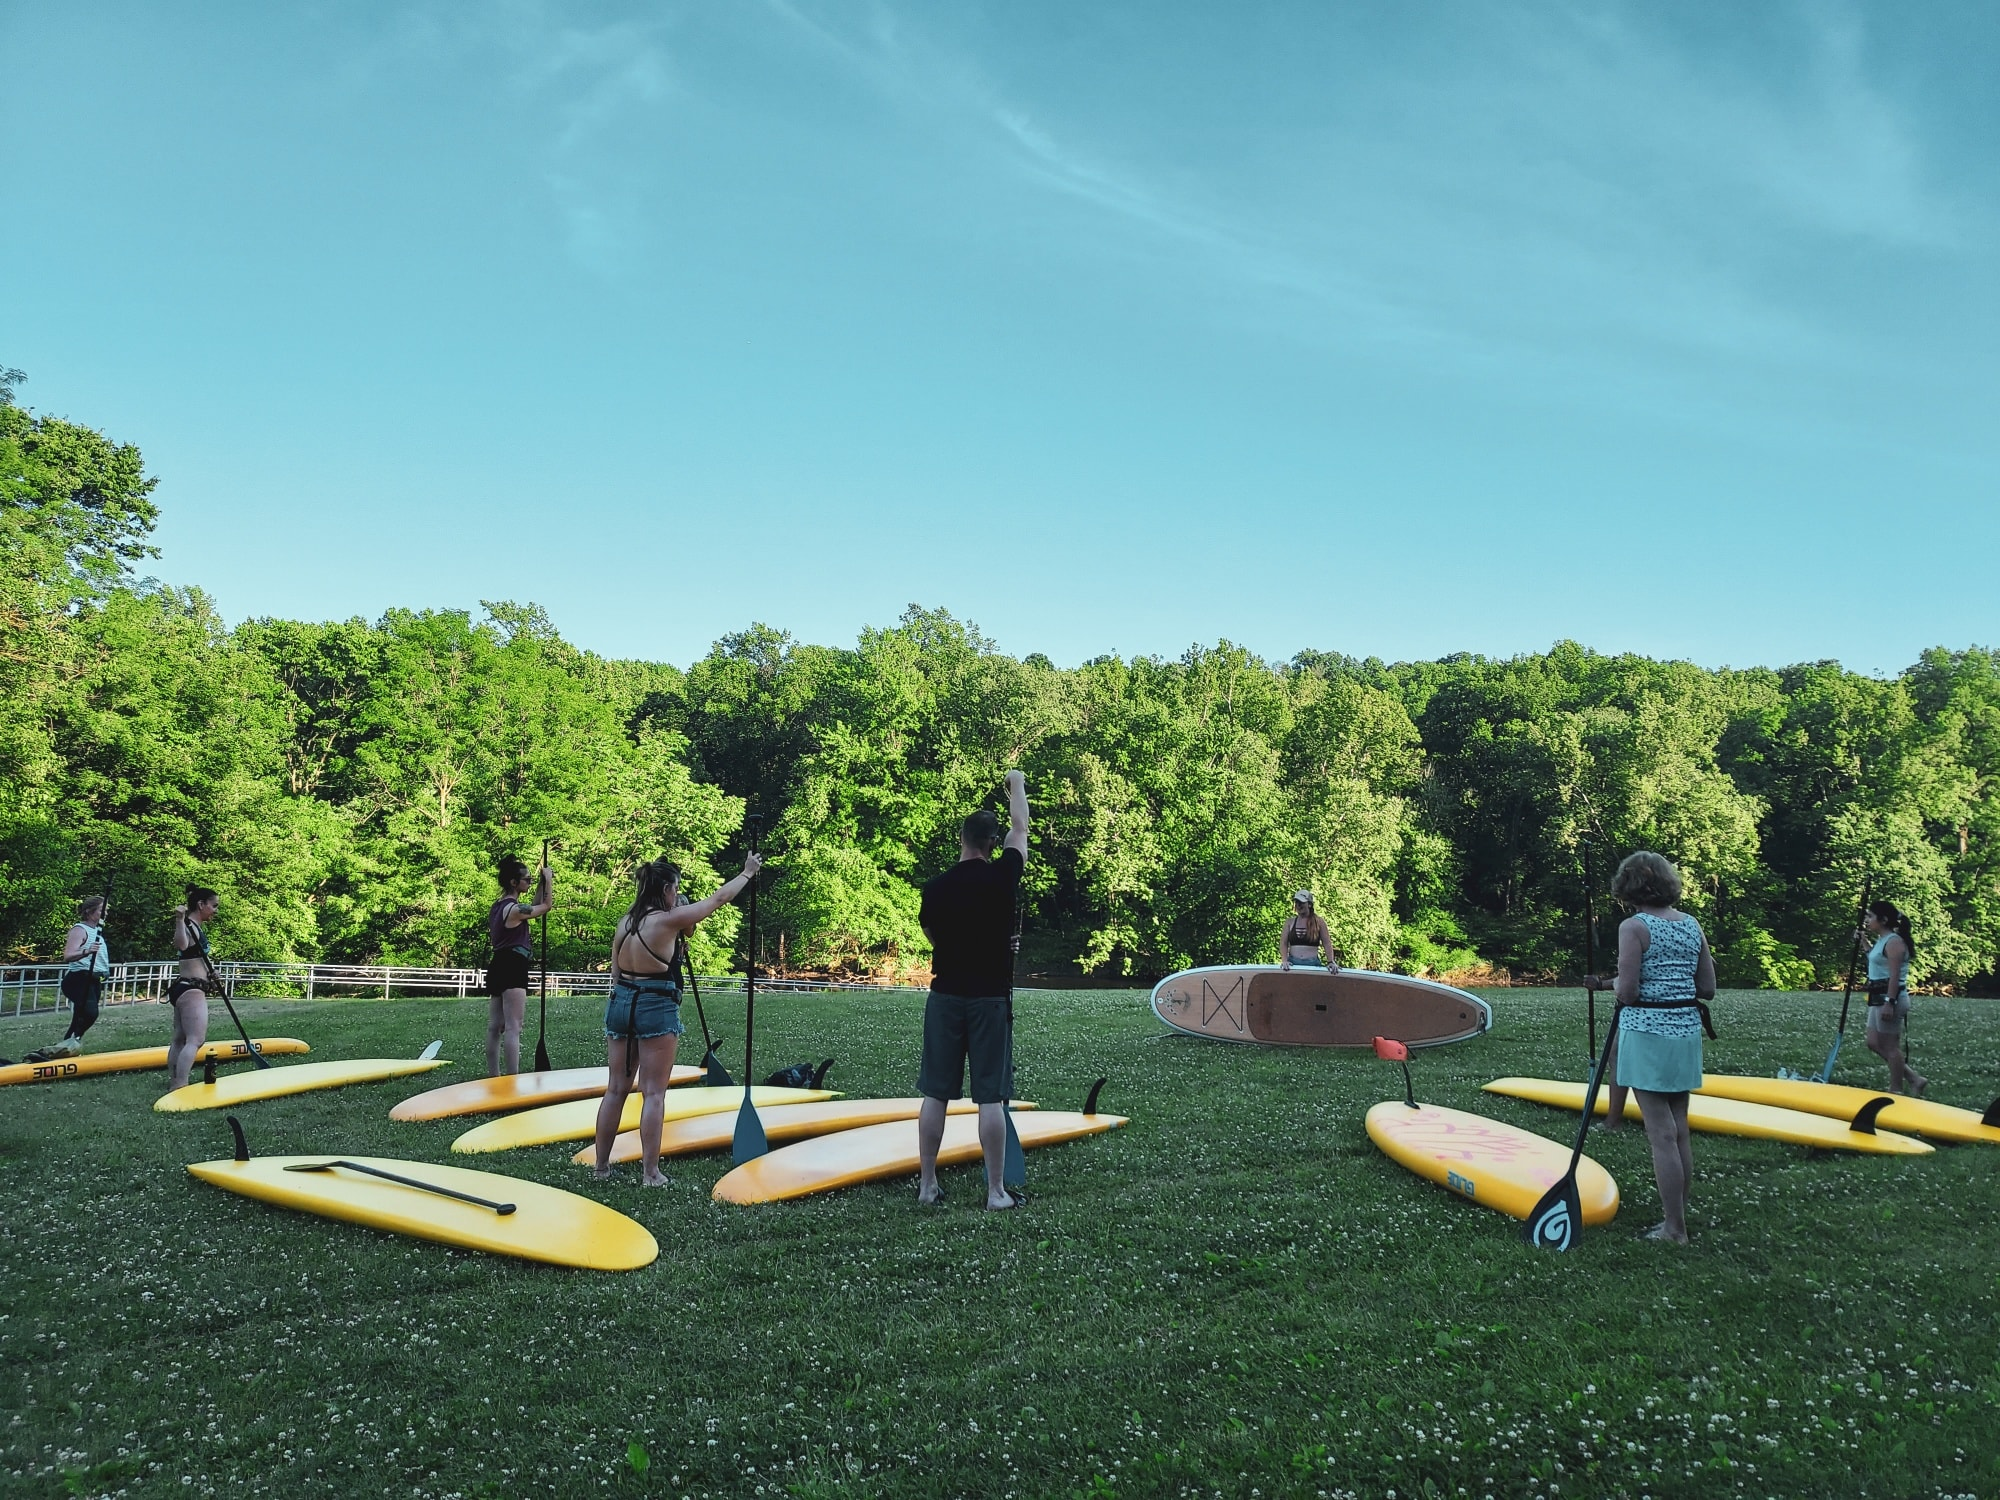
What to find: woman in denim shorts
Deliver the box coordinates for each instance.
[592,850,763,1186]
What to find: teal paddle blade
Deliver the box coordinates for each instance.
[731,1092,768,1164]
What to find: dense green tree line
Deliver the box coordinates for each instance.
[4,380,1995,988]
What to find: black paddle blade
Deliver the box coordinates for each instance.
[1523,1178,1582,1251]
[533,1036,553,1073]
[731,1092,768,1164]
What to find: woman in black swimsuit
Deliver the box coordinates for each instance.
[486,855,553,1076]
[168,887,220,1089]
[591,852,762,1186]
[1277,891,1341,973]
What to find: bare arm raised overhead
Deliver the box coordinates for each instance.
[1003,770,1029,861]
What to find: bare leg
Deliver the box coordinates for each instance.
[168,992,210,1089]
[592,1037,634,1177]
[636,1033,679,1187]
[1600,1033,1625,1132]
[488,990,527,1076]
[916,1096,948,1203]
[1635,1089,1690,1244]
[978,1101,1015,1209]
[1866,1026,1925,1095]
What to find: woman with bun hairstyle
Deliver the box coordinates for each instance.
[1861,898,1925,1095]
[167,887,221,1089]
[592,852,762,1186]
[1611,851,1717,1246]
[486,854,553,1076]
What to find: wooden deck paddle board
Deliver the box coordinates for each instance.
[1151,966,1490,1048]
[1483,1078,1935,1156]
[391,1065,703,1121]
[576,1096,1032,1165]
[157,1055,451,1112]
[712,1109,1125,1204]
[451,1085,836,1154]
[1,1038,309,1089]
[1367,1101,1618,1225]
[1694,1076,2000,1147]
[188,1155,657,1270]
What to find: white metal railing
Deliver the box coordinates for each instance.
[0,961,924,1018]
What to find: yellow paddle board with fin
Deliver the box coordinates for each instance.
[576,1096,1032,1165]
[1483,1078,1934,1156]
[189,1153,656,1270]
[1694,1075,2000,1146]
[2,1039,308,1089]
[157,1044,450,1112]
[712,1109,1125,1204]
[451,1085,836,1153]
[391,1065,702,1121]
[1366,1101,1619,1225]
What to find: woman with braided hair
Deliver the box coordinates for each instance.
[1861,898,1925,1096]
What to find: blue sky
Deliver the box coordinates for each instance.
[3,1,1994,674]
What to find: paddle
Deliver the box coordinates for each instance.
[532,838,554,1074]
[1581,843,1600,1062]
[731,813,769,1164]
[194,916,271,1071]
[1002,878,1027,1192]
[283,1160,518,1215]
[1808,876,1872,1084]
[1523,1003,1624,1252]
[678,932,734,1087]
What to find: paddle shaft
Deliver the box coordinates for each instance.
[743,815,761,1082]
[1820,876,1872,1082]
[1565,1002,1624,1175]
[285,1159,516,1215]
[195,926,271,1070]
[1583,844,1598,1061]
[1003,876,1026,1189]
[534,838,553,1073]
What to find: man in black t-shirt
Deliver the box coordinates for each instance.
[916,769,1029,1209]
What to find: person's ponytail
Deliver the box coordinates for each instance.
[1868,898,1916,962]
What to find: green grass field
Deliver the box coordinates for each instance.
[4,985,1996,1500]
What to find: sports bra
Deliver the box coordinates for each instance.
[616,912,683,982]
[1285,916,1324,949]
[178,918,209,962]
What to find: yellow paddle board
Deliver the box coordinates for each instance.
[1366,1101,1619,1225]
[575,1096,1033,1165]
[1694,1075,2000,1146]
[1483,1078,1934,1156]
[157,1055,451,1113]
[451,1085,836,1154]
[188,1154,656,1270]
[712,1109,1126,1204]
[1,1038,309,1088]
[390,1065,703,1121]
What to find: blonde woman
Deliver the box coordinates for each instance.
[1610,852,1716,1246]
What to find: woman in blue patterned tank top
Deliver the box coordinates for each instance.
[1611,851,1716,1246]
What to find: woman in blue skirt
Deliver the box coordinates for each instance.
[1611,851,1716,1245]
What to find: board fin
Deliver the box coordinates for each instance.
[810,1057,836,1089]
[1848,1096,1894,1135]
[701,1041,734,1088]
[1083,1077,1106,1115]
[227,1114,251,1161]
[1983,1097,2000,1129]
[418,1040,444,1062]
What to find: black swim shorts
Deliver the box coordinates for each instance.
[916,991,1012,1105]
[487,947,532,999]
[167,977,208,1006]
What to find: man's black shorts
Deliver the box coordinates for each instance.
[917,991,1011,1104]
